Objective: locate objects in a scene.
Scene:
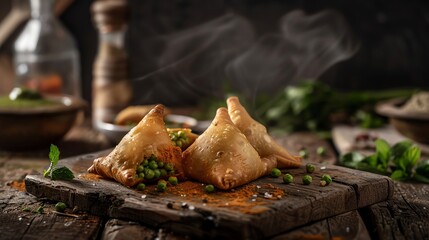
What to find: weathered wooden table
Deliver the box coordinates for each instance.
[1,123,428,239]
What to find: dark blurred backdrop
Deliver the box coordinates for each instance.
[1,0,429,105]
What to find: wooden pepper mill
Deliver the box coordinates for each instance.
[91,0,132,125]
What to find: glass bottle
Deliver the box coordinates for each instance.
[13,0,81,97]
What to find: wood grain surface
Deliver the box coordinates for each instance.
[25,148,393,239]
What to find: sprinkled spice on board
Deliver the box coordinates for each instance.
[143,181,286,214]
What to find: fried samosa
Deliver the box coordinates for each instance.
[182,107,276,190]
[88,104,183,187]
[227,96,301,168]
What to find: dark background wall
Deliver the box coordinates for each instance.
[3,0,429,104]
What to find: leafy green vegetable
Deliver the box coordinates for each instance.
[259,81,414,132]
[51,167,75,180]
[44,144,60,178]
[339,140,427,183]
[43,144,74,181]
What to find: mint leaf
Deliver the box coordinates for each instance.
[416,159,429,177]
[391,170,407,181]
[391,141,413,159]
[44,144,60,178]
[49,144,60,167]
[362,154,378,167]
[51,167,74,180]
[403,146,421,172]
[375,139,390,169]
[340,152,365,168]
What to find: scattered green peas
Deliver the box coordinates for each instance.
[138,172,145,179]
[283,173,294,184]
[148,160,158,170]
[320,180,327,187]
[136,183,146,191]
[144,169,155,180]
[142,159,149,166]
[271,168,281,177]
[302,175,312,185]
[299,149,308,159]
[306,164,316,174]
[157,180,167,192]
[55,202,67,212]
[168,176,179,186]
[321,174,332,184]
[317,146,326,156]
[204,184,215,193]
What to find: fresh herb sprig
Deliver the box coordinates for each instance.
[259,81,415,132]
[340,139,429,183]
[43,144,74,181]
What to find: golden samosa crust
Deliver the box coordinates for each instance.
[182,108,276,190]
[227,96,301,168]
[88,104,183,187]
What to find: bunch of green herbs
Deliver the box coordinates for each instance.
[340,139,429,183]
[258,81,414,132]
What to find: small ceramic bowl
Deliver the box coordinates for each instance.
[375,98,429,144]
[94,114,199,144]
[0,95,86,150]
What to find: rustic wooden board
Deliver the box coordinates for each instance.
[0,187,102,240]
[25,149,393,239]
[362,181,429,240]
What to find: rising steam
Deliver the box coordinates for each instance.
[132,9,359,106]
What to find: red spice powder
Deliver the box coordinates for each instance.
[7,180,26,192]
[146,181,285,214]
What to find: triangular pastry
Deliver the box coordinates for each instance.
[182,107,276,190]
[88,104,183,187]
[227,96,301,168]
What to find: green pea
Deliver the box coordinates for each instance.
[55,202,67,212]
[138,172,145,179]
[176,140,183,147]
[317,146,326,156]
[271,168,281,178]
[320,180,327,187]
[137,165,144,173]
[165,163,174,171]
[158,161,165,168]
[283,173,294,184]
[160,169,167,177]
[157,181,167,192]
[299,149,308,159]
[178,130,186,138]
[154,169,161,178]
[321,174,332,184]
[306,164,316,174]
[149,160,158,170]
[137,183,146,191]
[142,159,149,166]
[168,176,179,186]
[204,184,215,193]
[144,169,155,180]
[302,175,312,185]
